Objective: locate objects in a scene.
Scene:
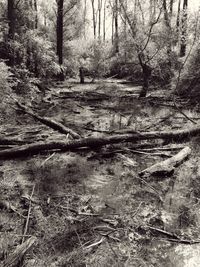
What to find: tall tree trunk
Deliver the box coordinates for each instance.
[176,0,181,32]
[111,9,114,44]
[180,0,188,57]
[98,0,102,39]
[163,0,172,67]
[169,0,173,16]
[91,0,96,39]
[7,0,15,66]
[56,0,65,80]
[34,0,38,29]
[103,0,106,42]
[7,0,15,40]
[124,0,127,62]
[138,53,152,98]
[114,0,119,53]
[83,0,87,39]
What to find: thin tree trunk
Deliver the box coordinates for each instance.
[114,0,119,53]
[56,0,65,80]
[138,53,152,97]
[103,0,107,42]
[98,0,103,39]
[163,0,172,67]
[83,0,87,39]
[111,9,114,44]
[34,0,38,29]
[176,0,181,29]
[169,0,173,16]
[180,0,188,57]
[7,0,15,40]
[91,0,96,39]
[7,0,15,66]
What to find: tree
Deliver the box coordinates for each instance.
[163,0,172,67]
[119,0,162,97]
[103,0,107,41]
[180,0,188,57]
[98,0,103,39]
[7,0,15,40]
[56,0,64,80]
[114,0,119,53]
[91,0,97,39]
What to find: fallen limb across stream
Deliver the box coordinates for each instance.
[16,102,80,139]
[0,126,199,159]
[139,146,191,177]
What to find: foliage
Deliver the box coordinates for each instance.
[71,39,111,78]
[0,61,16,121]
[177,44,200,102]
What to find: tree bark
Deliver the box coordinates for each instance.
[7,0,15,40]
[0,126,200,159]
[180,0,188,57]
[83,0,87,39]
[114,0,119,53]
[138,53,152,97]
[34,0,38,29]
[79,67,85,84]
[98,0,103,39]
[139,146,191,177]
[91,0,96,39]
[56,0,65,80]
[163,0,172,67]
[103,0,107,41]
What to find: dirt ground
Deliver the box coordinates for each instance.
[1,79,200,267]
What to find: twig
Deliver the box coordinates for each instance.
[41,152,56,166]
[132,202,143,218]
[147,226,179,239]
[129,149,171,157]
[21,184,35,244]
[85,237,105,249]
[158,238,200,244]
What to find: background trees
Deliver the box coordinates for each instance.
[0,0,199,99]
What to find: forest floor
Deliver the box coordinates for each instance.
[1,79,200,267]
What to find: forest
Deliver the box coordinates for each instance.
[1,0,200,266]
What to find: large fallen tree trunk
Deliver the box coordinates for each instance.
[0,126,199,159]
[2,236,37,267]
[139,146,191,177]
[16,102,80,139]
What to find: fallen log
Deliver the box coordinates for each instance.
[2,236,37,267]
[139,146,191,177]
[16,102,80,139]
[0,126,199,159]
[0,138,27,145]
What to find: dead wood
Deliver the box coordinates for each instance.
[0,126,199,159]
[16,102,80,139]
[139,146,191,177]
[2,236,37,267]
[0,138,27,145]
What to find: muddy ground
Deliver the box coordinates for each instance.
[1,79,200,266]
